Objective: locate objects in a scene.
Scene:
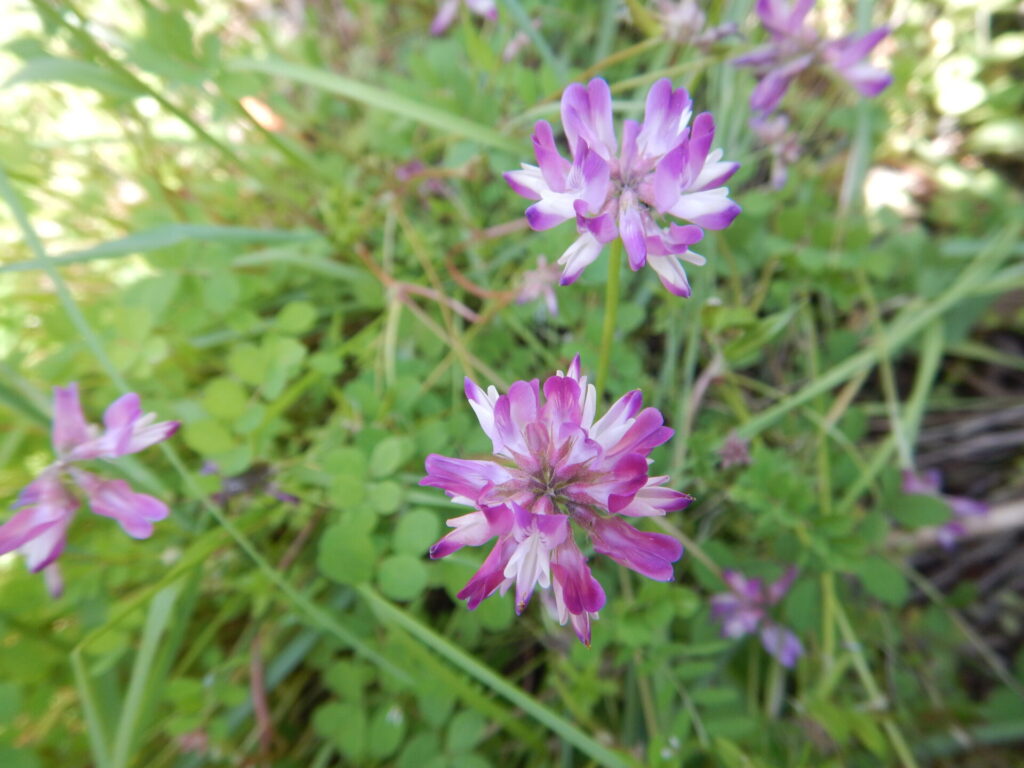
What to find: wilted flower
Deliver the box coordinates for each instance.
[394,160,449,198]
[733,0,892,114]
[422,355,691,644]
[0,384,178,595]
[504,77,740,297]
[710,568,803,666]
[431,0,497,36]
[201,461,299,506]
[516,255,561,316]
[902,469,988,549]
[750,113,801,189]
[718,431,751,469]
[655,0,738,48]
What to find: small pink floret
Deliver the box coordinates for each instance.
[0,384,178,592]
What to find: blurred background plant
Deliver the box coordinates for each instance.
[0,1,1022,767]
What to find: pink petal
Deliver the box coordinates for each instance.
[430,0,459,35]
[588,516,683,581]
[561,78,617,161]
[551,540,606,615]
[531,120,571,192]
[647,253,693,297]
[420,455,513,503]
[668,188,741,230]
[430,504,514,559]
[73,469,169,539]
[457,537,516,609]
[760,624,803,667]
[557,232,605,285]
[52,384,91,456]
[618,197,648,270]
[504,166,546,201]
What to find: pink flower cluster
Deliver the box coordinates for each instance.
[0,385,178,595]
[422,356,691,644]
[902,469,988,550]
[505,77,740,297]
[710,568,803,667]
[734,0,892,114]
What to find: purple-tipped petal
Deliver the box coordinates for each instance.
[836,63,892,98]
[458,537,516,609]
[647,253,693,297]
[614,477,694,517]
[20,518,70,573]
[557,232,605,284]
[525,202,574,231]
[73,469,169,539]
[668,189,741,230]
[421,454,512,502]
[430,504,514,558]
[588,516,683,581]
[0,473,77,563]
[575,204,618,243]
[637,79,692,161]
[605,407,674,457]
[551,540,606,615]
[504,166,546,201]
[618,197,648,270]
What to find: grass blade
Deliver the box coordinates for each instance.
[738,220,1022,440]
[357,584,644,768]
[228,58,521,152]
[1,225,321,273]
[110,581,184,768]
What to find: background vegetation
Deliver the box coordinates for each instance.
[1,1,1022,766]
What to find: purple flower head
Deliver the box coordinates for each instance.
[734,0,892,114]
[901,469,988,550]
[431,0,497,36]
[709,568,803,667]
[504,78,740,297]
[0,384,178,595]
[422,355,692,644]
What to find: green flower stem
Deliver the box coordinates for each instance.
[596,239,623,401]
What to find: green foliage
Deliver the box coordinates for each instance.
[1,1,1022,767]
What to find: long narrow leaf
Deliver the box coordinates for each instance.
[110,582,184,768]
[1,225,322,273]
[228,58,521,152]
[357,585,644,768]
[738,220,1022,439]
